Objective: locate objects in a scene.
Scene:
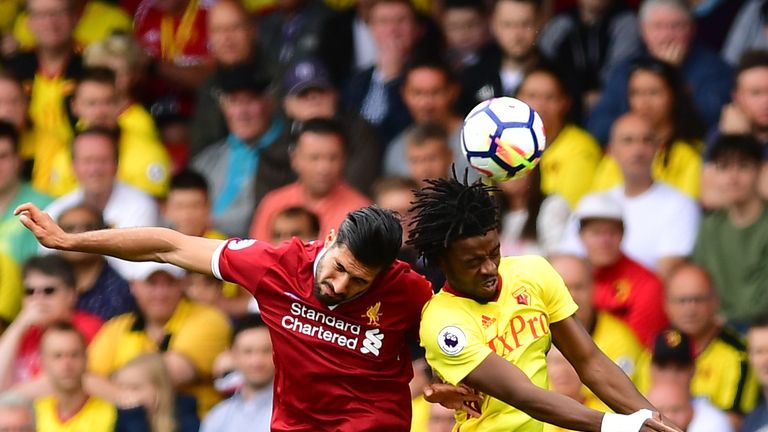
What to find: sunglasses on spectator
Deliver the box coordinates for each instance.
[24,286,59,297]
[60,222,102,233]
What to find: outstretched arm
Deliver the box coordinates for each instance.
[15,203,222,276]
[551,316,653,415]
[462,353,679,432]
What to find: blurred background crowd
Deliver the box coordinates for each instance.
[0,0,767,430]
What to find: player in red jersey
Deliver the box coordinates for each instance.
[15,203,445,431]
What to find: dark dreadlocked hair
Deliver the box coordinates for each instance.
[407,169,500,266]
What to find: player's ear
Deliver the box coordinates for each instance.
[324,229,336,248]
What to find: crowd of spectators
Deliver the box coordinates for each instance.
[0,0,767,430]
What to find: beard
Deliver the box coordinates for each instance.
[313,279,343,306]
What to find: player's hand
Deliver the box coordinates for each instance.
[424,383,484,418]
[639,411,684,432]
[14,202,67,250]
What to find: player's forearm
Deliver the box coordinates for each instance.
[60,227,182,263]
[580,353,654,415]
[511,385,605,431]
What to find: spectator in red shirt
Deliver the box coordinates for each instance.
[249,118,371,241]
[134,0,215,115]
[575,192,668,347]
[0,255,102,395]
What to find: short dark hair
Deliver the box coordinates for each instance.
[232,313,268,344]
[170,169,209,197]
[403,58,457,86]
[443,0,486,15]
[708,134,763,166]
[751,314,768,330]
[335,206,403,270]
[407,172,500,266]
[76,66,116,88]
[517,65,570,98]
[294,117,348,154]
[0,120,20,154]
[736,50,768,79]
[370,0,417,17]
[405,122,449,149]
[58,203,106,230]
[72,126,120,162]
[493,0,542,14]
[274,206,321,237]
[372,176,419,203]
[22,255,76,289]
[41,321,86,351]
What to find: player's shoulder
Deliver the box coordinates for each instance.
[377,259,433,296]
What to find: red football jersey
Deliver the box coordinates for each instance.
[134,5,209,64]
[211,238,433,431]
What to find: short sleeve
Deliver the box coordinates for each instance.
[531,256,578,324]
[420,303,493,385]
[211,238,277,294]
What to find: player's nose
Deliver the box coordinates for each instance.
[333,273,351,295]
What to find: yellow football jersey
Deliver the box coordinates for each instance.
[35,396,116,432]
[420,255,578,432]
[13,1,132,51]
[45,105,171,198]
[692,328,759,414]
[590,139,702,199]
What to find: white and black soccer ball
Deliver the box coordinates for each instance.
[461,97,546,182]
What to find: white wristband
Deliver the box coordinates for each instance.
[601,409,653,432]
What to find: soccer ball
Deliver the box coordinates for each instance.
[461,97,546,182]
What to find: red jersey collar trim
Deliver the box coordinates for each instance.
[441,273,503,303]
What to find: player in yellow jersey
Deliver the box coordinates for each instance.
[408,175,680,432]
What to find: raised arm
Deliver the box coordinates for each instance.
[462,353,679,432]
[15,203,222,276]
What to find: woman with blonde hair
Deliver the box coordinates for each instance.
[113,353,199,432]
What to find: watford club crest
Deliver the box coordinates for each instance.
[513,288,530,305]
[362,302,382,327]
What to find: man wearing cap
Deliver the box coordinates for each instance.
[87,261,231,416]
[570,192,668,347]
[645,329,733,432]
[560,113,701,280]
[280,59,381,194]
[191,63,293,238]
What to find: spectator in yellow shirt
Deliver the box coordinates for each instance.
[34,322,116,432]
[45,67,171,198]
[88,262,231,417]
[11,0,131,53]
[517,67,603,209]
[591,58,704,199]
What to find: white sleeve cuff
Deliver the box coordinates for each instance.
[601,409,653,432]
[211,240,227,281]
